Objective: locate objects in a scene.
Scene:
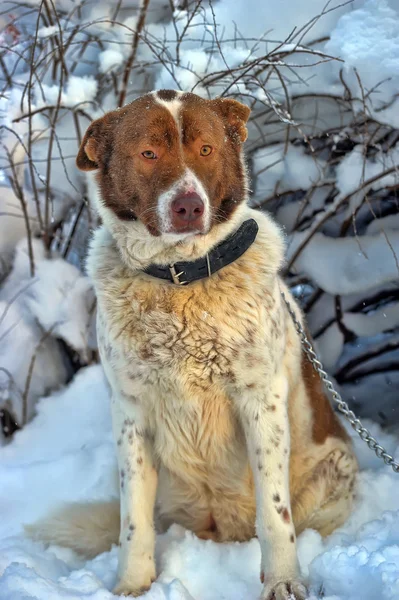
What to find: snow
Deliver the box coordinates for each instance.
[99,50,125,75]
[0,365,399,600]
[326,0,399,127]
[151,42,250,96]
[288,230,399,296]
[313,323,344,372]
[40,76,99,109]
[253,144,326,202]
[0,186,38,279]
[343,304,399,338]
[335,144,399,210]
[342,371,399,427]
[143,0,353,94]
[0,238,96,440]
[196,0,351,54]
[313,301,399,374]
[37,26,58,39]
[366,214,399,235]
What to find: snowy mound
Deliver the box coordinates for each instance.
[0,365,398,600]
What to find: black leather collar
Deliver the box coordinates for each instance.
[144,218,259,285]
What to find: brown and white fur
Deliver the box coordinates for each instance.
[27,91,358,600]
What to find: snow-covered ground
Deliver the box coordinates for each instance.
[0,364,399,600]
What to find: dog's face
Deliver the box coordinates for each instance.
[76,90,250,238]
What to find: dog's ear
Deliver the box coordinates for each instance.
[211,98,251,143]
[76,112,117,171]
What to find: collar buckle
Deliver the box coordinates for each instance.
[144,220,258,286]
[169,264,187,285]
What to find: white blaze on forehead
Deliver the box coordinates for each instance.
[153,92,210,237]
[157,168,210,236]
[153,91,183,128]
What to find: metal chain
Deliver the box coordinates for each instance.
[281,291,399,474]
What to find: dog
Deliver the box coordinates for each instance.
[28,90,358,599]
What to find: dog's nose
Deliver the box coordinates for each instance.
[171,192,204,229]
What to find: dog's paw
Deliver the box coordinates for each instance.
[113,579,155,597]
[113,563,156,598]
[260,578,308,600]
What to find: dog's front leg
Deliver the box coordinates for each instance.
[236,373,307,600]
[111,394,157,597]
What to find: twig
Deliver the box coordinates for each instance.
[22,323,56,424]
[287,165,399,270]
[118,0,151,108]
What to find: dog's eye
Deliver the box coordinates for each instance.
[142,150,156,159]
[200,145,212,156]
[116,209,137,221]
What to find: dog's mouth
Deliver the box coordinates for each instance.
[166,223,205,235]
[163,229,208,246]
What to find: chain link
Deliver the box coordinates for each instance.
[281,291,399,474]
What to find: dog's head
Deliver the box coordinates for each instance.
[77,90,250,239]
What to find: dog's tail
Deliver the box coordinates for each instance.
[25,500,120,559]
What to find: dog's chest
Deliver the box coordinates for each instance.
[98,271,281,472]
[100,272,278,387]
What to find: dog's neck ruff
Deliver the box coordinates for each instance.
[144,218,259,285]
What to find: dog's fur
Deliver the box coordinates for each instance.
[27,91,358,600]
